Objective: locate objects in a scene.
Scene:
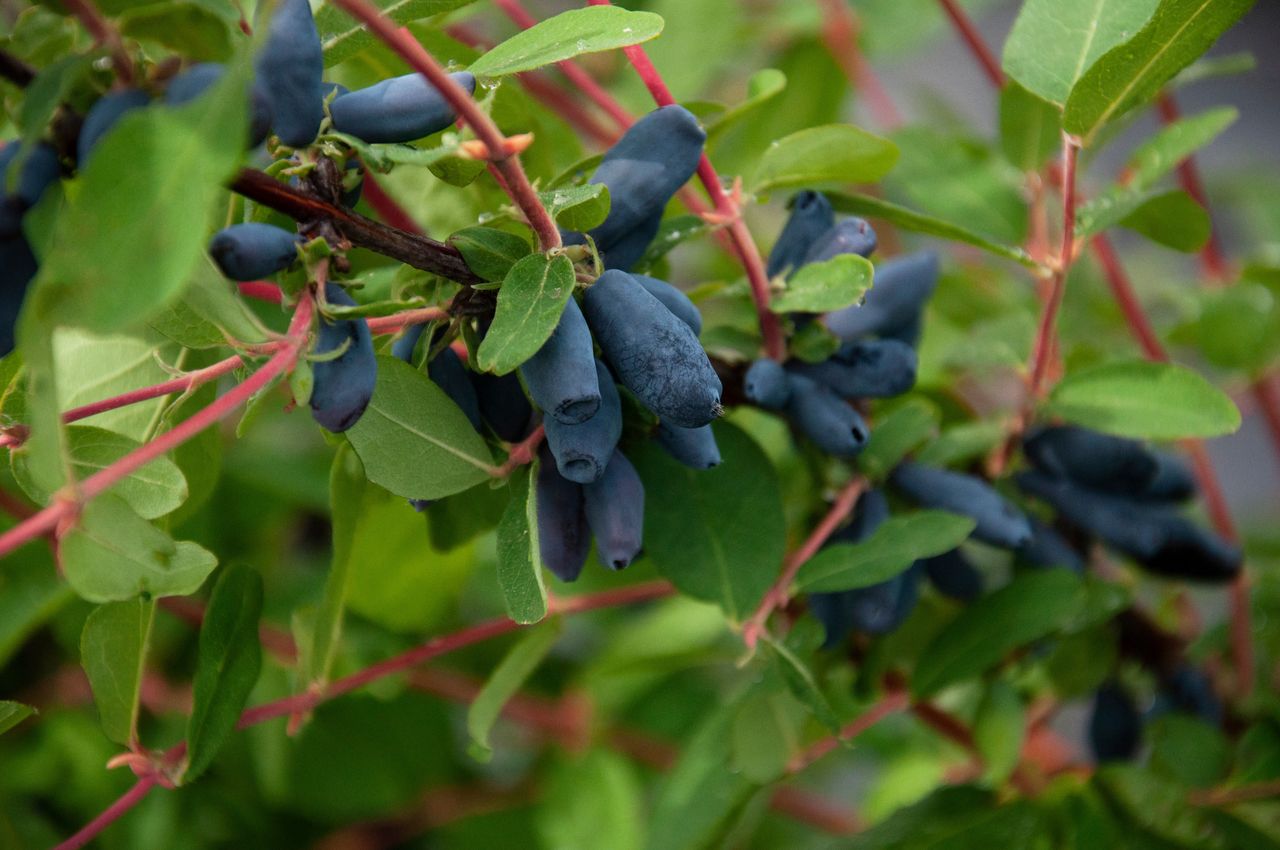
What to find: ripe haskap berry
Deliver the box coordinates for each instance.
[1016,516,1085,573]
[544,360,623,484]
[847,565,921,636]
[1015,470,1241,582]
[535,444,591,582]
[165,63,273,147]
[428,347,482,432]
[0,142,59,239]
[582,449,645,570]
[1023,426,1160,496]
[825,251,939,342]
[789,339,918,399]
[208,222,302,281]
[892,461,1032,549]
[656,422,721,470]
[632,274,703,336]
[783,372,869,457]
[520,297,601,425]
[256,0,324,147]
[77,89,150,164]
[1142,450,1197,503]
[471,371,533,443]
[574,106,705,270]
[584,270,722,428]
[1158,666,1222,725]
[744,358,791,409]
[331,72,475,144]
[309,283,376,433]
[767,190,835,278]
[922,548,983,601]
[802,217,878,264]
[1089,683,1142,762]
[0,235,38,356]
[391,322,426,364]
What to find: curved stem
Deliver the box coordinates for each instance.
[1027,134,1080,398]
[51,776,158,850]
[936,0,1004,88]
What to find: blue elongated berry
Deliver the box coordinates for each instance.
[744,358,791,409]
[471,371,533,442]
[544,360,622,484]
[632,274,702,335]
[310,283,376,432]
[256,0,323,147]
[922,548,983,601]
[1143,516,1242,582]
[429,347,482,431]
[582,449,645,570]
[78,89,150,164]
[790,339,917,399]
[1016,516,1085,573]
[848,564,921,635]
[783,372,868,457]
[165,62,273,147]
[811,491,899,645]
[519,297,600,425]
[0,143,59,238]
[1142,451,1196,502]
[535,444,590,582]
[1089,683,1142,762]
[656,422,721,470]
[1023,426,1159,495]
[331,72,475,144]
[767,190,835,277]
[0,235,38,356]
[1159,666,1222,725]
[891,461,1032,549]
[577,106,705,266]
[824,251,939,342]
[208,222,302,281]
[391,322,426,364]
[802,217,878,264]
[583,270,722,428]
[578,207,662,271]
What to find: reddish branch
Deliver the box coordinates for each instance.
[741,478,867,649]
[585,0,784,360]
[332,0,561,251]
[1026,135,1080,398]
[788,687,909,772]
[61,0,133,85]
[936,0,1004,88]
[358,170,424,235]
[1154,92,1229,282]
[817,0,904,130]
[53,776,159,850]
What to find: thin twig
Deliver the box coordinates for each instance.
[786,687,909,773]
[817,0,904,130]
[61,0,133,85]
[936,0,1004,88]
[52,777,158,850]
[1027,134,1080,398]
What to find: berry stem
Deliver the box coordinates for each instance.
[787,687,909,773]
[51,776,158,850]
[330,0,561,251]
[1026,133,1080,399]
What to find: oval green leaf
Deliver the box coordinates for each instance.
[469,7,664,78]
[476,253,576,376]
[752,124,899,193]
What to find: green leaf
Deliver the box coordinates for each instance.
[466,620,561,758]
[913,570,1086,697]
[540,183,611,232]
[537,750,646,850]
[1148,715,1231,788]
[1002,0,1160,104]
[771,253,873,314]
[309,445,363,689]
[148,256,271,348]
[705,68,787,144]
[60,495,219,603]
[1125,106,1238,190]
[635,215,708,272]
[29,58,249,332]
[468,7,664,78]
[476,254,576,376]
[1063,0,1255,145]
[119,1,233,61]
[316,0,481,67]
[495,464,549,625]
[751,124,899,193]
[1118,189,1210,252]
[80,599,154,746]
[826,191,1038,268]
[1046,359,1241,439]
[346,356,495,500]
[843,786,1043,848]
[0,701,35,738]
[183,565,263,783]
[12,425,188,520]
[797,511,976,593]
[915,420,1007,468]
[635,422,785,622]
[761,632,841,733]
[53,328,178,441]
[729,690,803,783]
[449,226,534,283]
[999,80,1063,171]
[1173,50,1255,87]
[974,681,1026,785]
[16,54,96,149]
[856,398,940,480]
[1189,284,1280,374]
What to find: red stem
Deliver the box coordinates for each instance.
[1090,234,1167,360]
[359,171,424,235]
[62,0,133,85]
[331,0,561,250]
[1027,135,1079,398]
[237,281,283,303]
[817,0,904,130]
[787,687,908,772]
[936,0,1004,88]
[62,354,248,425]
[0,293,315,559]
[1154,92,1229,282]
[741,478,866,649]
[585,0,784,360]
[51,777,158,850]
